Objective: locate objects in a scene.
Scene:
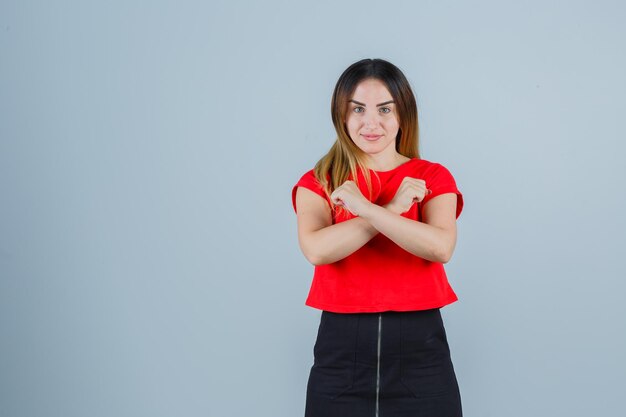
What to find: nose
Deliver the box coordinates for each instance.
[364,112,378,128]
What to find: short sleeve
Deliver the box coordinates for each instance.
[419,163,464,219]
[291,169,331,214]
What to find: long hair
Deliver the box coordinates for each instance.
[313,58,420,220]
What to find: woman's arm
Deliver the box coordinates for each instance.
[358,193,458,263]
[295,187,398,265]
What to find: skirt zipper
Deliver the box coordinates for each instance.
[375,312,382,417]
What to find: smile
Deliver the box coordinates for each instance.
[362,134,382,141]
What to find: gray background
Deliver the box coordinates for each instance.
[1,1,625,416]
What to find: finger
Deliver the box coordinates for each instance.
[403,177,425,185]
[415,190,430,201]
[413,189,431,202]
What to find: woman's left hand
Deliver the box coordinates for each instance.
[330,180,371,217]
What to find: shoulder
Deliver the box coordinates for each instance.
[294,168,329,187]
[413,159,464,218]
[295,168,315,182]
[410,158,456,178]
[291,168,331,213]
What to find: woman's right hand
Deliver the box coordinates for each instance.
[385,177,431,214]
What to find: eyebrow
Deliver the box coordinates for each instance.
[349,99,395,107]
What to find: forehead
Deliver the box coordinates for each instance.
[350,78,393,102]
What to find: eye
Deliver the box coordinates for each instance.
[379,107,391,114]
[353,106,365,113]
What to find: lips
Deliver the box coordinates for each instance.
[362,134,382,141]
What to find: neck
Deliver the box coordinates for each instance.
[365,154,409,171]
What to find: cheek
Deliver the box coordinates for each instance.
[385,116,400,130]
[345,116,360,133]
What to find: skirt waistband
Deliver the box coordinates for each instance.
[317,308,449,366]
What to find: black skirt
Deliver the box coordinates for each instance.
[305,308,462,417]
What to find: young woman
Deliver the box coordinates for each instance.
[291,58,464,417]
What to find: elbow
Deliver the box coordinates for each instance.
[305,245,334,265]
[434,245,454,264]
[309,253,332,266]
[439,252,452,264]
[432,231,457,264]
[306,252,324,266]
[300,232,331,265]
[302,246,327,266]
[299,234,322,265]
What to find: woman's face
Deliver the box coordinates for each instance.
[345,78,400,157]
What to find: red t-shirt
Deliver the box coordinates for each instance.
[291,157,464,313]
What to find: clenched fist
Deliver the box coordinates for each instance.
[330,180,372,217]
[386,177,432,214]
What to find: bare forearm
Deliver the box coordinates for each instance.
[359,203,449,262]
[309,216,380,265]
